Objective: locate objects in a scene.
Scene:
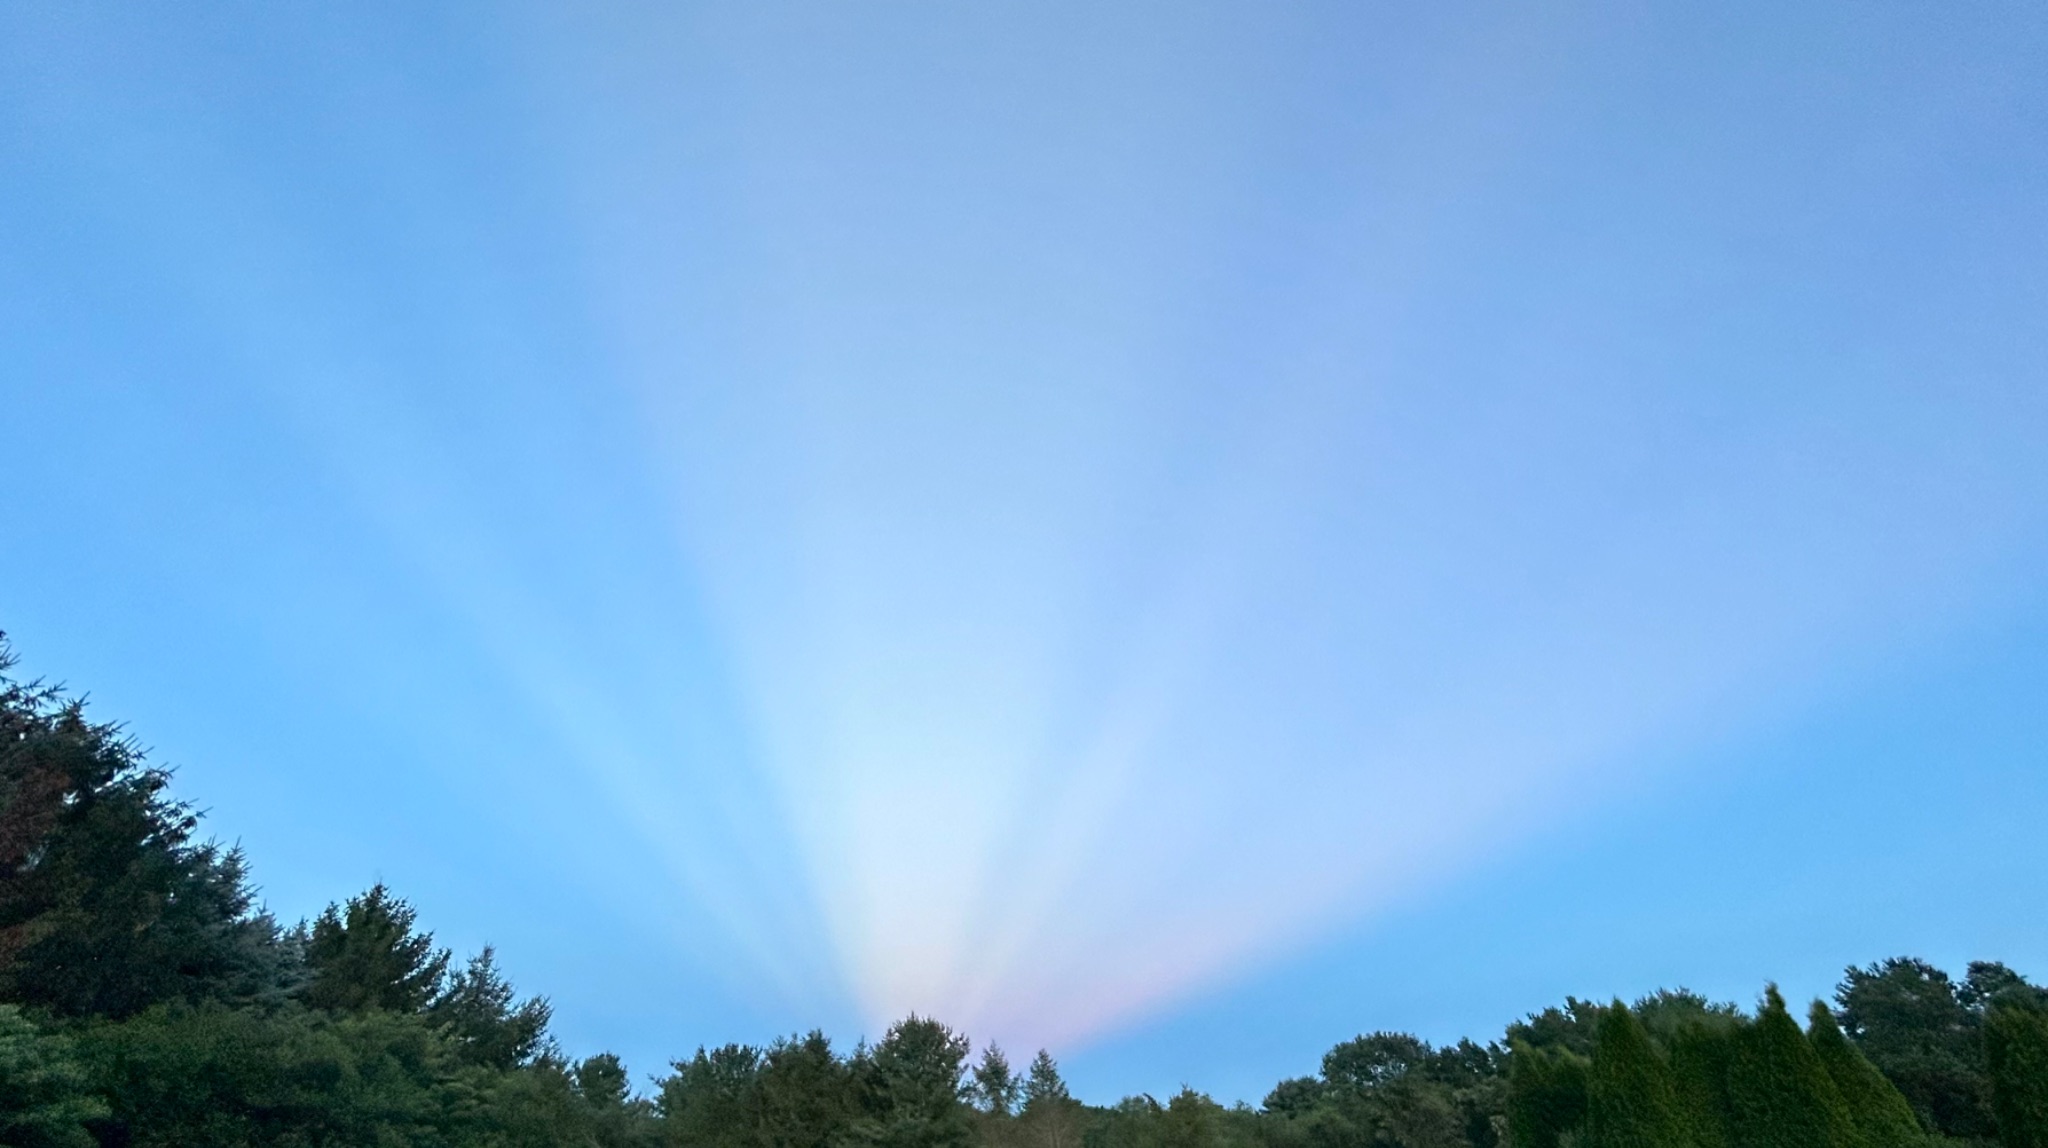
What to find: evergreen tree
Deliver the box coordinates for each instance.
[578,1052,633,1107]
[659,1043,764,1148]
[1017,1050,1081,1148]
[303,883,451,1014]
[1506,1042,1588,1148]
[972,1043,1019,1117]
[0,1005,104,1148]
[758,1031,854,1148]
[1806,1000,1923,1148]
[1727,986,1859,1148]
[852,1017,972,1148]
[429,945,553,1068]
[1021,1050,1069,1112]
[0,643,284,1017]
[1986,998,2048,1148]
[1157,1087,1231,1148]
[1668,1021,1737,1148]
[1584,1000,1690,1148]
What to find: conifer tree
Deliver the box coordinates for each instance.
[429,945,553,1069]
[0,1005,104,1147]
[0,642,284,1017]
[1584,1001,1691,1148]
[758,1031,853,1148]
[1668,1021,1737,1148]
[303,884,451,1014]
[972,1044,1019,1117]
[1807,1000,1923,1148]
[1986,999,2048,1148]
[1018,1050,1081,1148]
[1507,1042,1588,1148]
[1727,986,1860,1148]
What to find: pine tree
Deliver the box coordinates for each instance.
[1727,986,1860,1148]
[1507,1041,1588,1148]
[1807,1000,1923,1148]
[1986,999,2048,1148]
[1584,1000,1692,1148]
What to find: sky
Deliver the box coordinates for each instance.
[3,0,2047,1104]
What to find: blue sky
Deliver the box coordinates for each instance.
[3,0,2046,1103]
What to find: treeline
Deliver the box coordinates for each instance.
[5,634,2048,1147]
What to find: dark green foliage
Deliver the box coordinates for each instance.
[1667,1021,1735,1148]
[14,636,2048,1148]
[1837,958,1993,1140]
[1635,991,1744,1048]
[1507,999,1609,1060]
[0,648,286,1019]
[76,1001,457,1147]
[1506,1042,1587,1148]
[759,1031,855,1148]
[1025,1049,1073,1111]
[1985,998,2048,1148]
[75,1000,651,1147]
[1261,1077,1325,1119]
[0,1005,104,1148]
[580,1051,634,1107]
[303,883,452,1014]
[1583,1002,1689,1148]
[1807,1000,1923,1148]
[1263,1030,1502,1148]
[1727,986,1858,1148]
[431,945,553,1069]
[1018,1050,1082,1148]
[660,1043,764,1148]
[975,1044,1020,1117]
[852,1017,974,1148]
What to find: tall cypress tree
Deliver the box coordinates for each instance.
[1986,1000,2048,1148]
[1585,1001,1691,1148]
[1669,1022,1737,1148]
[1727,986,1860,1148]
[1807,1000,1923,1148]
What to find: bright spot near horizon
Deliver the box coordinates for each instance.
[3,2,2046,1065]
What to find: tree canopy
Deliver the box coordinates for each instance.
[2,633,2045,1148]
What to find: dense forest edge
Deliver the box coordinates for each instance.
[3,632,2047,1148]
